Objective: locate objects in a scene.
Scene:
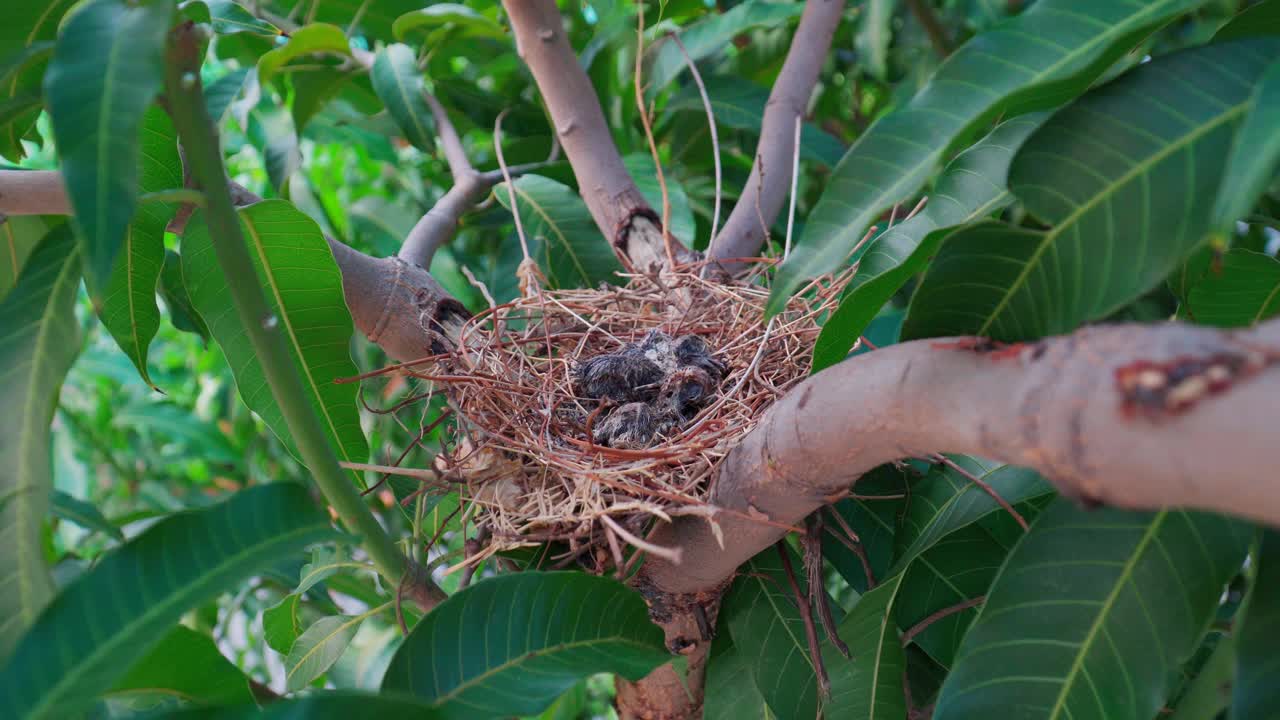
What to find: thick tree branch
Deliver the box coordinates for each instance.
[503,0,695,272]
[640,318,1280,595]
[709,0,845,268]
[0,169,465,364]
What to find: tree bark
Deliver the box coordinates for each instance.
[502,0,696,272]
[709,0,846,268]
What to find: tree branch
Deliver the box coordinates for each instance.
[0,170,466,365]
[502,0,695,272]
[642,318,1280,594]
[905,0,954,57]
[709,0,845,269]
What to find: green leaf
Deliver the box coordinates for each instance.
[1213,0,1280,41]
[771,0,1215,316]
[264,593,303,655]
[0,483,340,720]
[645,2,803,95]
[97,106,182,388]
[285,613,367,692]
[721,547,825,720]
[0,215,49,299]
[493,175,622,289]
[158,692,447,719]
[393,5,506,41]
[159,249,211,341]
[291,65,356,132]
[822,466,911,594]
[43,0,174,299]
[811,114,1045,370]
[49,489,123,541]
[204,67,252,127]
[1,1,76,160]
[309,0,422,41]
[1186,249,1280,327]
[903,39,1280,342]
[856,0,898,82]
[934,501,1251,720]
[1233,529,1280,719]
[664,78,846,167]
[890,459,1052,577]
[370,43,436,153]
[182,200,369,484]
[246,105,301,192]
[297,545,368,594]
[624,153,696,247]
[0,226,80,661]
[1210,59,1280,232]
[703,635,773,720]
[209,0,281,38]
[257,23,351,84]
[382,572,669,718]
[827,574,907,720]
[1168,632,1234,720]
[109,624,255,706]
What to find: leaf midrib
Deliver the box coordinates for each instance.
[512,183,591,285]
[1045,510,1166,719]
[977,100,1249,335]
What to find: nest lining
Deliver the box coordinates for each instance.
[400,268,848,570]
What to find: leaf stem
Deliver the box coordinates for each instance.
[160,22,443,610]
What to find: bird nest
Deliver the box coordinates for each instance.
[399,267,848,572]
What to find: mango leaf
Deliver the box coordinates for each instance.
[309,0,422,40]
[182,201,368,484]
[771,0,1214,316]
[1233,530,1280,719]
[0,226,80,661]
[204,67,252,127]
[903,39,1280,342]
[286,614,368,691]
[493,175,622,289]
[891,458,1052,576]
[291,65,356,132]
[382,572,669,718]
[0,215,48,299]
[264,593,303,655]
[159,692,447,719]
[208,0,281,38]
[97,106,181,388]
[159,249,211,341]
[811,114,1046,370]
[370,43,436,153]
[1167,632,1234,720]
[43,0,173,299]
[1,1,76,159]
[722,546,827,720]
[257,23,350,84]
[246,105,301,192]
[49,489,123,541]
[624,153,696,247]
[109,624,255,706]
[856,0,898,82]
[297,545,367,594]
[1213,0,1280,41]
[645,2,803,95]
[826,574,907,720]
[664,78,846,167]
[0,483,340,720]
[1185,249,1280,327]
[1210,59,1280,232]
[703,634,773,720]
[393,5,506,41]
[934,501,1251,720]
[822,465,911,594]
